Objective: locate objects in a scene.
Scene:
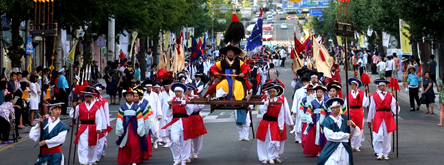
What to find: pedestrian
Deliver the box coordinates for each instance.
[437,78,444,126]
[347,78,369,152]
[93,85,110,162]
[357,54,364,77]
[29,102,68,165]
[162,83,195,165]
[70,89,104,165]
[29,74,40,125]
[116,88,144,165]
[279,47,287,67]
[376,58,386,79]
[191,72,205,96]
[423,72,435,114]
[291,75,310,143]
[14,81,26,130]
[407,66,422,111]
[0,81,7,105]
[0,94,15,144]
[325,64,341,85]
[159,79,175,148]
[257,84,293,164]
[427,55,437,87]
[134,87,152,160]
[143,81,162,148]
[367,79,399,160]
[56,68,69,115]
[317,97,357,165]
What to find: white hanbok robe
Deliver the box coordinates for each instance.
[144,91,162,139]
[160,90,175,141]
[291,86,307,142]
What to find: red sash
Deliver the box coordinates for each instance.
[41,146,62,154]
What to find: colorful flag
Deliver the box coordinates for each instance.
[246,9,263,51]
[190,36,202,61]
[303,36,312,51]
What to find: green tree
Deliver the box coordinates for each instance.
[0,0,33,68]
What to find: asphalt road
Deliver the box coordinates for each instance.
[1,60,444,165]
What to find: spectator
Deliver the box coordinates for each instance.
[423,72,435,114]
[91,60,100,83]
[407,67,422,111]
[7,72,17,94]
[267,63,279,80]
[279,47,287,67]
[427,55,437,87]
[15,72,21,92]
[438,77,444,126]
[21,71,29,83]
[56,68,69,115]
[29,74,39,125]
[36,66,43,87]
[0,94,15,144]
[385,56,394,79]
[0,80,7,105]
[134,63,141,82]
[42,68,50,86]
[371,53,379,74]
[376,58,386,79]
[357,54,364,77]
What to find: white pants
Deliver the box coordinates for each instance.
[235,110,251,139]
[170,120,191,164]
[191,136,203,156]
[372,122,392,157]
[152,119,161,141]
[96,136,106,159]
[257,127,280,161]
[78,127,98,164]
[351,127,364,149]
[273,59,279,66]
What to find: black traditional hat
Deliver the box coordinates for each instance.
[219,45,242,55]
[326,98,345,108]
[171,83,187,92]
[327,81,342,91]
[265,84,284,97]
[374,79,390,86]
[348,77,363,88]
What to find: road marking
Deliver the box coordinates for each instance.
[0,138,29,152]
[203,115,218,120]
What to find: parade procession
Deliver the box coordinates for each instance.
[1,0,444,165]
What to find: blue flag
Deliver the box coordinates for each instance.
[246,10,263,51]
[26,35,34,56]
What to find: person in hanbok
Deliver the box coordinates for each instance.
[143,81,162,148]
[134,87,153,160]
[184,85,207,159]
[299,85,316,148]
[115,88,145,165]
[326,81,342,99]
[191,72,205,96]
[159,79,175,148]
[93,84,111,162]
[257,84,294,164]
[70,90,104,165]
[367,79,399,160]
[30,103,68,165]
[304,85,328,156]
[347,78,369,152]
[317,98,359,165]
[291,76,310,143]
[161,83,196,165]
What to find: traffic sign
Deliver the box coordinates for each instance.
[296,9,302,16]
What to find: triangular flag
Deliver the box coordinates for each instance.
[66,40,79,64]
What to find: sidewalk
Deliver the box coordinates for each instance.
[365,72,440,114]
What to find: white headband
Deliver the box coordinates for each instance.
[311,75,318,78]
[174,87,184,92]
[351,80,359,85]
[378,82,386,86]
[330,101,342,108]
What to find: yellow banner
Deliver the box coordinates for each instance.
[359,34,365,48]
[399,19,412,55]
[164,33,169,50]
[67,40,79,64]
[129,32,138,58]
[216,33,221,46]
[336,36,342,46]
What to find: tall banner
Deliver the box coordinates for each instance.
[336,36,342,46]
[129,31,138,58]
[399,19,412,55]
[359,34,365,48]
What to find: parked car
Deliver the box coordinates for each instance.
[280,23,288,29]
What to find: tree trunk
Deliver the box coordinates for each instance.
[152,34,159,64]
[438,40,444,79]
[9,16,24,68]
[139,37,147,80]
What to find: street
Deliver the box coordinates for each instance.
[1,60,444,165]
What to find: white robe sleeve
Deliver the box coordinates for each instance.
[291,90,299,114]
[197,85,204,94]
[70,106,79,119]
[185,103,195,115]
[278,103,285,130]
[367,96,376,122]
[362,93,369,108]
[323,127,349,142]
[45,130,68,148]
[259,99,268,114]
[283,97,294,126]
[155,95,162,119]
[95,109,103,131]
[391,96,400,115]
[29,124,41,142]
[99,106,107,130]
